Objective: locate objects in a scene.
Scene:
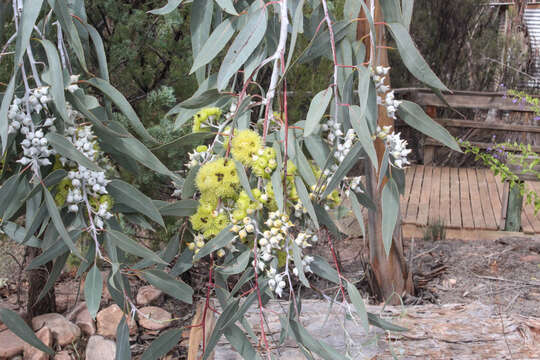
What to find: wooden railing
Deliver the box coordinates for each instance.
[396,88,540,164]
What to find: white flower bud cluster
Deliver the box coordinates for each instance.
[345,176,364,196]
[231,216,256,240]
[187,234,207,254]
[293,200,308,218]
[187,147,212,169]
[267,267,286,297]
[322,119,357,166]
[67,75,81,93]
[7,87,56,171]
[376,126,411,169]
[373,66,402,119]
[292,255,314,276]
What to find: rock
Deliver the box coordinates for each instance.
[136,286,163,306]
[0,329,25,358]
[521,254,540,263]
[53,351,72,360]
[23,327,52,360]
[137,307,172,331]
[85,336,116,360]
[31,314,80,347]
[67,303,95,336]
[96,305,137,338]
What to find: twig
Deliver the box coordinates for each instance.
[472,273,540,287]
[412,244,440,260]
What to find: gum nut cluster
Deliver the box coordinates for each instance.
[373,66,402,119]
[230,215,257,241]
[376,125,411,169]
[187,145,211,169]
[192,107,222,132]
[186,234,226,257]
[8,87,57,167]
[254,211,294,272]
[267,267,287,297]
[345,176,364,196]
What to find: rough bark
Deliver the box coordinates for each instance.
[357,0,413,304]
[26,247,56,318]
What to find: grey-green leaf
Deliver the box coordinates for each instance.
[14,0,43,68]
[107,229,167,265]
[235,160,255,201]
[397,100,461,152]
[194,226,235,261]
[217,5,268,90]
[0,308,54,355]
[107,180,164,227]
[116,317,131,360]
[294,176,319,229]
[304,88,332,137]
[190,19,235,74]
[156,199,198,217]
[141,328,184,360]
[215,0,238,15]
[381,178,399,257]
[142,269,193,304]
[39,39,70,124]
[148,0,183,15]
[349,105,377,167]
[347,281,369,332]
[84,264,102,319]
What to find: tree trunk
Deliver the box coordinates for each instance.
[357,0,413,304]
[26,247,56,317]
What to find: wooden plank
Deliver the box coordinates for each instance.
[417,166,433,226]
[467,168,487,229]
[400,166,415,216]
[424,139,540,153]
[405,165,424,224]
[412,91,535,112]
[521,203,535,234]
[459,168,474,229]
[439,167,451,226]
[402,223,537,242]
[526,182,540,233]
[476,169,498,230]
[485,170,503,229]
[449,168,462,228]
[434,118,540,134]
[428,167,442,224]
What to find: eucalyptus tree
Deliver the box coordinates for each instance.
[0,0,459,358]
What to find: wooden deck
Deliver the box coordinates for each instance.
[401,165,540,239]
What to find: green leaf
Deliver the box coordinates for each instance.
[148,0,183,15]
[179,89,232,109]
[116,317,131,360]
[140,327,184,360]
[203,300,239,360]
[235,160,255,201]
[350,193,366,240]
[142,269,193,304]
[2,221,41,247]
[223,324,262,360]
[85,78,157,144]
[23,169,67,204]
[380,0,403,23]
[286,0,306,70]
[310,255,339,284]
[182,165,199,199]
[350,106,377,168]
[217,5,267,90]
[368,312,407,332]
[0,76,16,152]
[219,249,250,275]
[271,168,284,213]
[190,19,235,74]
[194,225,235,261]
[156,199,198,217]
[14,0,43,68]
[402,0,414,30]
[107,180,164,227]
[38,39,70,124]
[381,178,399,257]
[49,0,88,72]
[170,248,194,276]
[46,133,101,171]
[43,186,83,259]
[215,0,238,15]
[112,137,175,177]
[397,100,461,152]
[346,281,369,332]
[387,22,447,91]
[190,0,214,84]
[294,176,319,229]
[0,309,53,355]
[107,229,167,265]
[84,264,102,319]
[304,135,330,169]
[288,319,343,360]
[86,24,110,81]
[304,88,332,137]
[26,238,68,270]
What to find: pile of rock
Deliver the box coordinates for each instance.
[0,286,174,360]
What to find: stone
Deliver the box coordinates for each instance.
[136,286,164,306]
[0,329,25,358]
[137,307,172,331]
[85,336,116,360]
[31,314,80,347]
[23,327,52,360]
[53,351,72,360]
[96,305,137,338]
[67,303,95,336]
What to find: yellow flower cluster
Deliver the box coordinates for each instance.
[192,107,222,132]
[55,178,73,206]
[195,158,239,198]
